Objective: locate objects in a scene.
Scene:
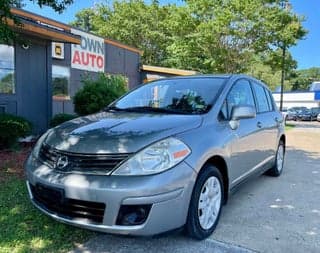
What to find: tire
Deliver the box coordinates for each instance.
[267,140,285,177]
[186,164,224,240]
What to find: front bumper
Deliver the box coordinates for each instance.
[299,116,311,121]
[25,155,197,235]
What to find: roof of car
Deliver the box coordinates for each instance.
[150,74,266,84]
[153,73,266,80]
[148,74,272,92]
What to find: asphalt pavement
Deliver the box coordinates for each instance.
[70,121,320,253]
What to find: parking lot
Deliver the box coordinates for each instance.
[71,121,320,253]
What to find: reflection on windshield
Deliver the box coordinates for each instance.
[112,78,226,114]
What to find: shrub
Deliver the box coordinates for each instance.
[50,113,77,127]
[0,114,32,148]
[73,73,128,116]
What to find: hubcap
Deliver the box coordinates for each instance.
[277,144,284,172]
[198,176,222,230]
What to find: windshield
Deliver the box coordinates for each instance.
[110,77,226,114]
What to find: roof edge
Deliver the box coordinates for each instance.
[10,7,143,55]
[142,65,198,76]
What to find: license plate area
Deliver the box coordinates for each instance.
[35,183,65,205]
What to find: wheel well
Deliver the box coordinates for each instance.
[280,134,286,150]
[205,156,229,204]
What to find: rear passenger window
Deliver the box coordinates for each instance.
[265,88,274,111]
[252,82,270,113]
[220,79,255,119]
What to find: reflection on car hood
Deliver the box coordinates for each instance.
[45,111,202,154]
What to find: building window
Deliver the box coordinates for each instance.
[0,44,15,94]
[52,65,70,98]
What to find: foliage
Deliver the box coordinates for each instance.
[52,77,68,96]
[71,0,306,77]
[1,0,73,43]
[0,175,93,253]
[71,0,172,66]
[0,113,32,148]
[50,113,76,127]
[246,53,295,91]
[285,123,295,130]
[288,67,320,91]
[0,73,15,94]
[73,73,128,116]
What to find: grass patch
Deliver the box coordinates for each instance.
[0,146,94,253]
[285,123,295,131]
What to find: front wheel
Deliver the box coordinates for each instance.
[267,140,285,177]
[186,165,223,240]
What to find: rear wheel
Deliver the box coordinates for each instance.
[267,140,285,177]
[186,165,223,240]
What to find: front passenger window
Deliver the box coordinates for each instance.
[221,79,255,120]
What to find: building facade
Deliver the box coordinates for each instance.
[0,8,142,134]
[273,91,320,109]
[141,65,197,83]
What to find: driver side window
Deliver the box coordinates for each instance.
[220,79,256,120]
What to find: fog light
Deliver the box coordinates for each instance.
[116,204,152,226]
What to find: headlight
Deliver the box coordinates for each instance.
[112,137,191,176]
[32,129,52,158]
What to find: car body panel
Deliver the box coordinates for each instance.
[26,154,196,235]
[45,112,202,154]
[25,74,285,236]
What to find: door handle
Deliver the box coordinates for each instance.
[257,121,262,128]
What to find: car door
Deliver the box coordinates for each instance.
[251,81,279,162]
[221,79,262,187]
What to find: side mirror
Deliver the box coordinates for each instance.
[231,105,256,120]
[229,105,256,130]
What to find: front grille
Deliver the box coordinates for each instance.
[30,183,106,224]
[39,143,130,174]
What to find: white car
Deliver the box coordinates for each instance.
[281,109,288,123]
[317,113,320,122]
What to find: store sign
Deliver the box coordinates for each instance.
[71,29,105,72]
[52,42,64,59]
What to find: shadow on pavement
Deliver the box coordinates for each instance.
[71,233,255,253]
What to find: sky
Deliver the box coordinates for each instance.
[24,0,320,70]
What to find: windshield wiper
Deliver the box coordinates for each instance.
[108,106,190,114]
[104,106,126,112]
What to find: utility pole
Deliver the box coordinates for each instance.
[280,44,285,111]
[279,1,291,111]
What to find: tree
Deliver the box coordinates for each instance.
[71,0,172,66]
[0,0,74,43]
[246,55,292,92]
[71,0,306,77]
[71,8,95,32]
[288,67,320,91]
[172,0,306,73]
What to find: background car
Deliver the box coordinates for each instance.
[296,108,312,121]
[286,108,298,121]
[281,108,288,123]
[317,113,320,122]
[310,107,320,121]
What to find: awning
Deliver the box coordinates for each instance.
[9,8,81,44]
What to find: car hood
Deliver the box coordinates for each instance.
[45,111,202,154]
